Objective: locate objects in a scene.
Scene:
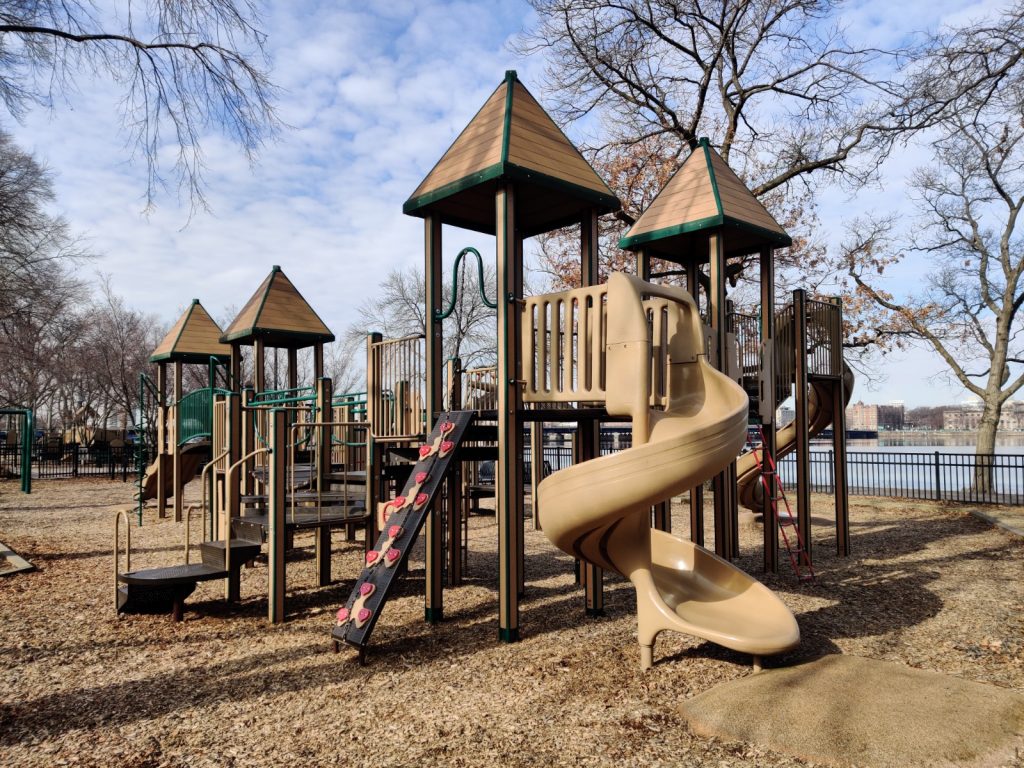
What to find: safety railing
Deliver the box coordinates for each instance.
[368,334,425,441]
[805,298,843,378]
[177,388,214,445]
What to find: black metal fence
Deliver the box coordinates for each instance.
[776,450,1024,506]
[0,443,141,482]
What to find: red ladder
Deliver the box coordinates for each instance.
[748,426,815,581]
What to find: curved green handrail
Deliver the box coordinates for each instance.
[436,246,497,320]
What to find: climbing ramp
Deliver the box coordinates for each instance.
[333,410,475,652]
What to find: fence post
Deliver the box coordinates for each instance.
[73,445,79,478]
[934,451,941,501]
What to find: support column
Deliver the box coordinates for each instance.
[445,358,463,586]
[793,289,812,565]
[226,392,241,540]
[424,215,445,622]
[708,233,734,558]
[759,247,779,572]
[315,377,333,587]
[172,361,183,522]
[313,343,324,382]
[156,362,168,519]
[365,333,382,551]
[530,422,544,529]
[268,408,287,623]
[496,184,524,642]
[685,261,704,544]
[831,300,850,557]
[254,340,266,393]
[581,209,604,614]
[240,387,255,498]
[287,348,298,389]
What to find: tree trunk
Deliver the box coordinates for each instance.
[974,402,1000,494]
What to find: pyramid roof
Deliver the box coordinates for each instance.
[220,266,335,348]
[403,71,620,236]
[619,138,791,260]
[150,300,232,364]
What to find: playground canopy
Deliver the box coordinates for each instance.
[619,137,792,260]
[403,70,621,237]
[149,299,231,364]
[220,265,335,349]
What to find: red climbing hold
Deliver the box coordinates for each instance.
[357,608,372,623]
[388,524,403,538]
[415,471,429,484]
[336,607,349,624]
[414,492,429,508]
[385,548,401,564]
[440,421,455,435]
[418,444,432,459]
[365,551,380,565]
[440,440,455,455]
[359,582,375,597]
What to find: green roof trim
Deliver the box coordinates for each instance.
[618,214,792,252]
[403,161,620,218]
[500,70,515,164]
[221,326,336,346]
[700,138,724,217]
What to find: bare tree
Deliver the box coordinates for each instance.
[845,7,1024,479]
[346,263,498,373]
[0,0,278,209]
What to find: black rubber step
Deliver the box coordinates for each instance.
[118,562,226,586]
[199,540,262,570]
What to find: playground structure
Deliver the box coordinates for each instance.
[118,267,379,621]
[117,72,850,672]
[333,71,849,665]
[140,299,232,522]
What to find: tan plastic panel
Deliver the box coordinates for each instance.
[537,273,799,670]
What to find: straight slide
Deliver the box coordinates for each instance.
[537,274,799,670]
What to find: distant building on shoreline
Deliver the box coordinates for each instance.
[847,400,905,432]
[943,400,1024,431]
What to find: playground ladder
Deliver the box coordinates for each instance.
[748,426,815,582]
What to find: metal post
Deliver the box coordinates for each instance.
[581,208,604,614]
[496,183,524,642]
[365,333,382,551]
[793,289,812,565]
[759,246,779,572]
[156,362,167,519]
[709,233,734,558]
[424,215,445,622]
[316,377,333,586]
[445,357,463,586]
[268,408,287,623]
[831,351,850,556]
[172,360,183,522]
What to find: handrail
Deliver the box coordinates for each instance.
[222,447,270,576]
[436,246,497,319]
[186,446,231,563]
[114,508,132,613]
[287,419,365,524]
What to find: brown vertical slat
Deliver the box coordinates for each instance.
[496,184,524,642]
[172,361,183,523]
[759,246,779,573]
[793,289,812,565]
[709,233,733,558]
[424,216,445,622]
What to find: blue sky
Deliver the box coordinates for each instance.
[9,0,1010,407]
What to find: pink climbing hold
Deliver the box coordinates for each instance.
[393,495,406,508]
[365,550,379,565]
[336,607,349,624]
[415,492,429,507]
[359,582,375,597]
[385,548,401,564]
[357,608,372,623]
[418,444,432,459]
[440,421,455,434]
[415,471,429,484]
[440,440,455,454]
[388,524,403,539]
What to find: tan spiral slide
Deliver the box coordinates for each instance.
[537,274,799,670]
